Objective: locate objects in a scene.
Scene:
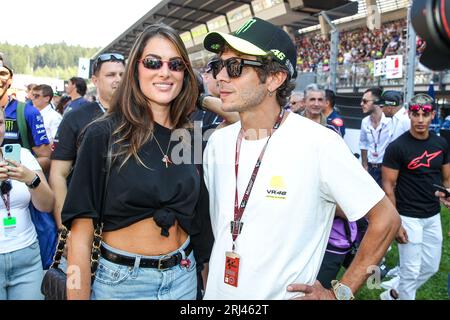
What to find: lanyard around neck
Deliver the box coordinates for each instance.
[369,123,385,153]
[232,108,285,250]
[1,189,11,219]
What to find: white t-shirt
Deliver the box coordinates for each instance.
[0,148,42,253]
[389,107,410,143]
[203,113,385,300]
[40,104,62,142]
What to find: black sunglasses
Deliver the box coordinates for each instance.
[209,57,263,79]
[138,57,186,72]
[92,53,125,73]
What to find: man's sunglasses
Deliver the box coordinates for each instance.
[138,57,186,72]
[92,53,125,73]
[32,93,42,99]
[409,104,433,113]
[209,57,263,79]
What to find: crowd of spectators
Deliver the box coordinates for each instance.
[295,19,420,73]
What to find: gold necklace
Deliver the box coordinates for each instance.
[152,133,172,168]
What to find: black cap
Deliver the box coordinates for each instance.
[0,52,13,76]
[203,17,297,79]
[379,90,403,107]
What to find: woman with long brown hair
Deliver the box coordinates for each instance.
[61,24,212,300]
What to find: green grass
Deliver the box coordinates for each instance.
[347,208,449,300]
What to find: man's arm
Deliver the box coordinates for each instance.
[361,149,368,171]
[359,126,368,170]
[436,163,450,207]
[202,96,239,125]
[381,166,399,208]
[441,163,450,187]
[337,196,400,293]
[49,159,73,229]
[382,165,408,244]
[288,196,401,299]
[32,144,52,174]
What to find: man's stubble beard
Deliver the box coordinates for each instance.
[229,85,267,113]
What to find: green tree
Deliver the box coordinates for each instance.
[0,42,99,79]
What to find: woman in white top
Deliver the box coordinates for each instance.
[0,108,54,300]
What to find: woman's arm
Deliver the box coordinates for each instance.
[67,218,94,300]
[2,159,54,212]
[28,171,54,212]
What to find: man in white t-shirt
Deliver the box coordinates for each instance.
[31,84,62,144]
[202,18,401,300]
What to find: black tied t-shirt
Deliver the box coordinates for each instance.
[383,131,449,218]
[61,117,213,263]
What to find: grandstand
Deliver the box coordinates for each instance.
[94,0,450,154]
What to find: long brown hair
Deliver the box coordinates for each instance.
[107,23,198,167]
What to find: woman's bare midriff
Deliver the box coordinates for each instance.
[102,217,188,256]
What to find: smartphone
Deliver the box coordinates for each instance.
[433,184,450,198]
[2,144,21,165]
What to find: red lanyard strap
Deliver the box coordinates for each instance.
[369,123,384,153]
[232,108,285,247]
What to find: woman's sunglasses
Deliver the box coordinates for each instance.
[409,104,433,113]
[139,57,186,72]
[209,57,263,79]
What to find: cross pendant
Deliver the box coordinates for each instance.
[162,155,172,168]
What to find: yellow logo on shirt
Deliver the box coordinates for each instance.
[266,176,287,200]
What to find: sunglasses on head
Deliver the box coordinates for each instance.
[409,104,433,113]
[209,57,263,79]
[97,53,125,62]
[92,53,125,73]
[138,57,186,72]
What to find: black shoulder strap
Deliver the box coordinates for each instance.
[90,134,113,280]
[99,136,112,223]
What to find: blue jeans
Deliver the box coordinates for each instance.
[91,237,197,300]
[0,241,44,300]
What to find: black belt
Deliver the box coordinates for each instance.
[100,243,193,270]
[368,163,381,168]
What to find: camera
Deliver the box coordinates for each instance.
[5,145,13,153]
[411,0,450,70]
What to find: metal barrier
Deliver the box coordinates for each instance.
[296,59,449,91]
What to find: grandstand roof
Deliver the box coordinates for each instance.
[298,0,409,34]
[94,0,357,59]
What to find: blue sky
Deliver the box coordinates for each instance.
[2,0,161,48]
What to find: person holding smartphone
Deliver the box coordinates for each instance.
[382,93,449,300]
[0,108,54,300]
